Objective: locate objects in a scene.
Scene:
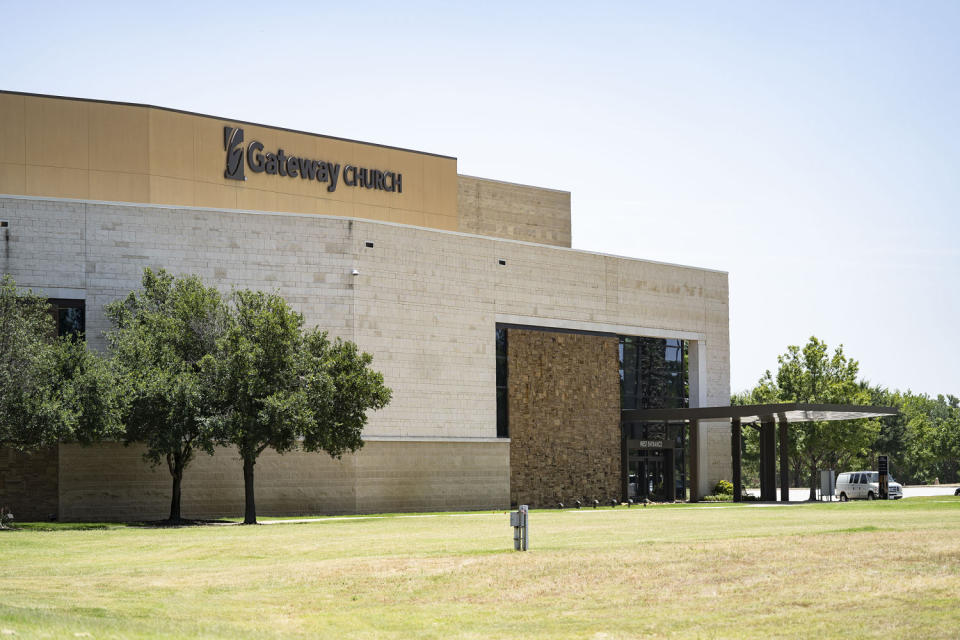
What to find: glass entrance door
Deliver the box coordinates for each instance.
[627,450,669,501]
[622,422,685,502]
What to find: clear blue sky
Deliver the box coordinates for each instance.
[3,1,958,397]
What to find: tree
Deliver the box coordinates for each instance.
[213,290,392,524]
[743,337,878,499]
[0,275,121,451]
[898,392,960,484]
[105,269,228,522]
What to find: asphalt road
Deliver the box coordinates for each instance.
[745,485,959,501]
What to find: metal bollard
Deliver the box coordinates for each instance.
[509,504,529,551]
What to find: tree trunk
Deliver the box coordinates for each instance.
[167,452,184,523]
[243,456,257,524]
[808,462,817,501]
[169,468,183,523]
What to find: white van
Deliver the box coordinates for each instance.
[835,471,903,501]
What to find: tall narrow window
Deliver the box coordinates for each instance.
[495,327,509,438]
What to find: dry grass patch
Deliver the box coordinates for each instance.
[2,499,959,638]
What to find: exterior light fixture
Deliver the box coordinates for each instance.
[351,269,360,276]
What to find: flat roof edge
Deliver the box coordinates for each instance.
[0,89,457,161]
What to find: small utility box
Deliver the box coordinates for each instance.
[819,470,836,501]
[510,505,529,551]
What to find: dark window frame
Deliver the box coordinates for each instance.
[48,298,86,338]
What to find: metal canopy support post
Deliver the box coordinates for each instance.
[778,415,790,503]
[760,419,777,501]
[663,420,676,502]
[620,425,629,502]
[731,418,742,503]
[689,418,699,502]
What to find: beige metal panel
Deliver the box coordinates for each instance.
[255,126,323,199]
[0,162,26,194]
[24,97,89,170]
[422,155,457,215]
[0,93,26,164]
[390,152,424,222]
[10,92,461,232]
[235,186,278,212]
[25,165,89,198]
[89,103,149,174]
[314,199,354,218]
[275,192,324,215]
[352,203,392,224]
[423,211,458,232]
[314,135,359,205]
[194,180,238,210]
[149,175,196,207]
[89,169,150,202]
[193,116,242,187]
[148,108,197,180]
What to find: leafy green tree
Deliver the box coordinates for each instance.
[105,269,228,522]
[898,392,960,484]
[0,275,121,451]
[742,337,878,499]
[213,290,392,524]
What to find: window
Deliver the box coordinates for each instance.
[618,336,688,410]
[495,327,508,438]
[48,299,85,338]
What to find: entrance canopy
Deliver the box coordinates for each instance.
[621,403,897,502]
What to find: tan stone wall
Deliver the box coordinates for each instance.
[507,329,621,507]
[0,446,58,521]
[1,195,731,514]
[0,91,458,230]
[458,175,571,247]
[57,440,509,522]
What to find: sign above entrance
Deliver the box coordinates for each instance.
[637,439,666,449]
[223,126,403,194]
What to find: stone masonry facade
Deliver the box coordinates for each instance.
[0,446,58,521]
[0,195,729,519]
[457,175,572,248]
[507,329,621,507]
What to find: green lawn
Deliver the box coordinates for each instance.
[3,498,960,639]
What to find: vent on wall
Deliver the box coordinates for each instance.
[498,259,506,266]
[365,241,374,248]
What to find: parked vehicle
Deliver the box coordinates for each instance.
[835,471,903,501]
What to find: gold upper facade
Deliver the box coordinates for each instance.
[0,91,458,231]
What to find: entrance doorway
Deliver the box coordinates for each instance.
[622,422,686,502]
[627,447,673,501]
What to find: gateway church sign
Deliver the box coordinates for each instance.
[223,126,403,194]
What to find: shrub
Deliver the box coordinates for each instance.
[713,480,734,496]
[700,495,732,502]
